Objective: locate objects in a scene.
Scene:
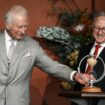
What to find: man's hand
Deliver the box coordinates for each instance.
[74,72,95,85]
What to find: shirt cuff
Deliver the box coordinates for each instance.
[70,71,77,81]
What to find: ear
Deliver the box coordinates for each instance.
[5,22,10,30]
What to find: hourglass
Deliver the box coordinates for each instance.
[78,55,105,92]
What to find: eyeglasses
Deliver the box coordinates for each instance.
[93,26,105,33]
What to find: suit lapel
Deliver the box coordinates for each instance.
[0,31,8,69]
[7,37,30,84]
[99,47,105,62]
[10,38,27,68]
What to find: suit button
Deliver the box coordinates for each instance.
[4,73,8,76]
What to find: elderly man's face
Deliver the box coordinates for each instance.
[92,16,105,44]
[6,14,29,40]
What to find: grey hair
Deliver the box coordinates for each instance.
[5,5,29,25]
[93,11,105,20]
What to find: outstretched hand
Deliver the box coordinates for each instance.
[74,72,95,85]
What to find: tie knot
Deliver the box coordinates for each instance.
[93,44,101,58]
[95,45,101,49]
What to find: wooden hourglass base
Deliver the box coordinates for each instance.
[81,86,102,92]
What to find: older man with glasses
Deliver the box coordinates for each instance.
[71,11,105,105]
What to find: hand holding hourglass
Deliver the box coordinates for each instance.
[78,55,105,92]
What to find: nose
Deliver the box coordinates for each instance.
[20,27,27,34]
[97,29,103,34]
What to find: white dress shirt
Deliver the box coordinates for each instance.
[4,29,17,56]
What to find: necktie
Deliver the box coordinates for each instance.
[93,44,101,58]
[86,45,101,74]
[7,40,15,63]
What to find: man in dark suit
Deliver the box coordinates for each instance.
[71,11,105,105]
[0,5,88,105]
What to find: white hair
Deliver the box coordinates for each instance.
[5,5,29,25]
[93,11,105,20]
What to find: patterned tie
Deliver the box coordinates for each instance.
[86,45,101,74]
[7,40,15,63]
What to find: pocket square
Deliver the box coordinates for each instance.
[23,52,31,57]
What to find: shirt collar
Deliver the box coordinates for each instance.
[4,29,17,46]
[4,29,12,41]
[94,42,105,48]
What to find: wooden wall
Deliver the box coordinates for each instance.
[0,0,105,37]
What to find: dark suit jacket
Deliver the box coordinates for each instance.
[74,43,105,91]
